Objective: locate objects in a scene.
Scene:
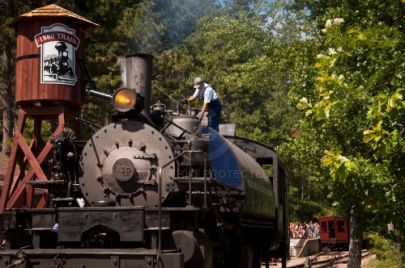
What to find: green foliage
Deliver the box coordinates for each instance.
[126,0,220,52]
[295,0,403,29]
[314,21,401,225]
[76,0,220,130]
[289,200,334,222]
[289,0,405,247]
[366,233,404,268]
[152,47,196,109]
[179,2,311,148]
[22,118,53,144]
[278,126,330,208]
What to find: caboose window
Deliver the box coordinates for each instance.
[337,221,345,232]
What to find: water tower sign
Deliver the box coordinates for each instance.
[34,23,80,85]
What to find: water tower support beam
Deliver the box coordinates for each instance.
[0,106,68,212]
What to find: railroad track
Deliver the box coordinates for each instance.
[310,250,372,268]
[299,250,371,268]
[265,249,372,267]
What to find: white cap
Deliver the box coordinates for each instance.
[193,77,203,88]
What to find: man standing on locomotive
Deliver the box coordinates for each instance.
[184,77,222,131]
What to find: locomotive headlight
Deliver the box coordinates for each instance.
[112,88,137,112]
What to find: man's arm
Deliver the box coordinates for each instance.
[201,102,208,114]
[187,89,200,102]
[187,95,197,102]
[199,87,213,119]
[200,102,209,120]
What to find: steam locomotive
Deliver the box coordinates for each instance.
[0,54,288,268]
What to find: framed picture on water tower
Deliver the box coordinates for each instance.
[34,23,80,85]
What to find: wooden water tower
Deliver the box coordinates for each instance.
[0,4,98,211]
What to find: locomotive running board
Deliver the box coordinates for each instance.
[0,248,184,268]
[0,207,168,245]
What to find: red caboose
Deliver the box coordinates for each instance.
[319,216,349,249]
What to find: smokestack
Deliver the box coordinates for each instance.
[125,53,153,117]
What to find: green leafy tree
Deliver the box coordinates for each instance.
[181,3,310,147]
[295,8,404,268]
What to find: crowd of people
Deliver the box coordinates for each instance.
[289,221,320,239]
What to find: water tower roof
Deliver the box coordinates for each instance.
[6,4,99,28]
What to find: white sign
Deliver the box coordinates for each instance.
[34,23,80,85]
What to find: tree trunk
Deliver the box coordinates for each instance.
[300,181,304,200]
[1,0,15,154]
[307,180,311,200]
[347,205,362,268]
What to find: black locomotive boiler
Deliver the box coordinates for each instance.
[0,54,288,268]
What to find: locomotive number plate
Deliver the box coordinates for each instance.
[113,158,135,182]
